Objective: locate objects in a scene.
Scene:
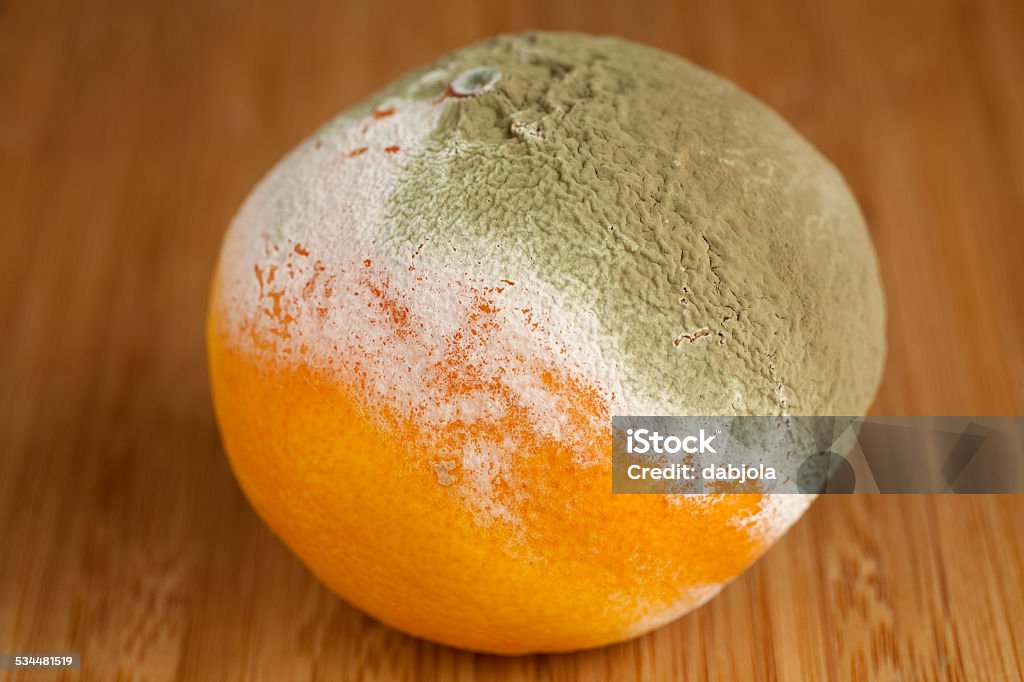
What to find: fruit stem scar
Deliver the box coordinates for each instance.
[450,67,502,97]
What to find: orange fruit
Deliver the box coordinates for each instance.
[208,32,885,653]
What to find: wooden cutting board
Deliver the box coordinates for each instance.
[1,0,1022,679]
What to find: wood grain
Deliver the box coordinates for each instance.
[2,0,1022,679]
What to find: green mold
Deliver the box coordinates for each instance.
[381,32,885,416]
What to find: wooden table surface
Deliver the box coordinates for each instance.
[2,0,1023,679]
